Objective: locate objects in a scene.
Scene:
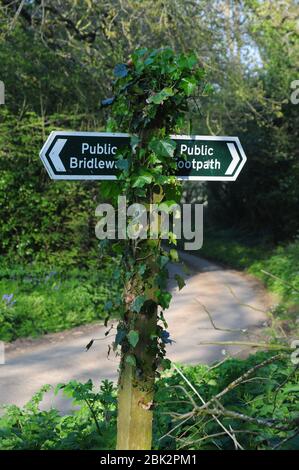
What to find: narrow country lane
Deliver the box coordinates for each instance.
[0,252,273,412]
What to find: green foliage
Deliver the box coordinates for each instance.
[200,229,299,303]
[180,77,198,96]
[149,138,176,158]
[147,87,175,105]
[1,352,298,450]
[125,354,137,367]
[107,48,207,135]
[0,110,103,264]
[0,381,117,450]
[0,263,118,342]
[1,0,298,250]
[249,242,299,302]
[0,24,103,116]
[202,2,299,241]
[127,330,139,348]
[174,274,185,291]
[155,352,299,450]
[99,48,208,376]
[0,2,297,278]
[131,295,146,313]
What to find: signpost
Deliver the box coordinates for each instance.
[38,50,249,452]
[40,131,247,181]
[40,129,247,451]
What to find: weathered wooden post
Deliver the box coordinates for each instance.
[116,158,162,450]
[100,48,208,450]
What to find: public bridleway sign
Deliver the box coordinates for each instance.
[40,131,247,181]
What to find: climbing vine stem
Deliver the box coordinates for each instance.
[100,48,209,449]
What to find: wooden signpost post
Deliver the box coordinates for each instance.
[40,48,247,451]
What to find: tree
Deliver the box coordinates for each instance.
[1,0,298,258]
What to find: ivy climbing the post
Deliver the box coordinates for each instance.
[100,48,208,450]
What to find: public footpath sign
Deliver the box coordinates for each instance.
[40,131,247,181]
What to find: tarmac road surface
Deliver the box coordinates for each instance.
[0,252,273,413]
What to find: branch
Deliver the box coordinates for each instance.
[196,406,287,430]
[261,270,299,293]
[226,285,268,313]
[200,353,285,410]
[172,364,244,450]
[195,298,249,333]
[198,340,291,350]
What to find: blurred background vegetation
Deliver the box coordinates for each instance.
[0,0,298,339]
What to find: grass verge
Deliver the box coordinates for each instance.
[0,260,118,342]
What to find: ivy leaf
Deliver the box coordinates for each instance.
[125,354,137,367]
[161,358,172,370]
[168,231,177,245]
[117,159,129,171]
[113,267,121,279]
[180,77,197,96]
[138,263,147,275]
[115,328,126,347]
[178,53,197,70]
[101,97,115,107]
[169,248,179,262]
[114,63,128,78]
[147,87,174,105]
[159,255,169,268]
[132,294,146,313]
[149,138,176,158]
[134,188,147,197]
[155,174,170,185]
[130,135,139,153]
[174,274,185,290]
[207,379,217,386]
[283,385,299,393]
[203,83,214,95]
[127,330,140,348]
[159,200,179,213]
[160,330,174,344]
[157,291,172,309]
[104,300,113,312]
[112,244,123,255]
[132,173,153,188]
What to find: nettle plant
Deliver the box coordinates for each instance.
[99,48,209,450]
